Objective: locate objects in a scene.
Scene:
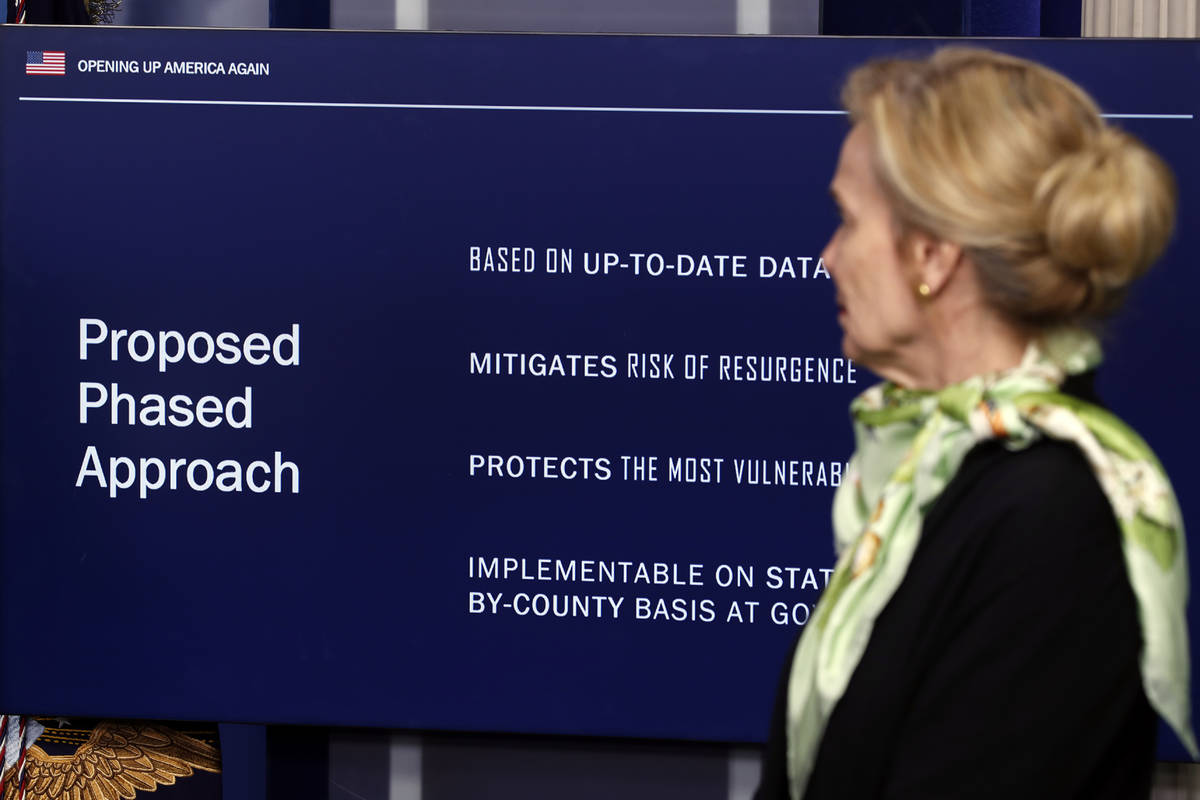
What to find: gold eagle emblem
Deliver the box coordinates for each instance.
[1,722,219,800]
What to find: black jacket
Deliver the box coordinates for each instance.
[755,375,1154,799]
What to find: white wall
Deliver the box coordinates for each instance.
[1084,0,1199,36]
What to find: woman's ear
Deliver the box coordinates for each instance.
[904,231,964,297]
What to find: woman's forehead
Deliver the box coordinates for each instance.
[832,126,880,203]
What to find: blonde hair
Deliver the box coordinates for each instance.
[842,47,1176,325]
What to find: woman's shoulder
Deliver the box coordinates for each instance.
[926,435,1118,563]
[969,434,1106,494]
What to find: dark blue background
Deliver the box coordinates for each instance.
[1,27,1197,759]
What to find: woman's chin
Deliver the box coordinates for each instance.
[840,332,862,364]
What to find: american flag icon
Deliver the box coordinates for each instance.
[26,51,66,76]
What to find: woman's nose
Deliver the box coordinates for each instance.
[820,233,838,277]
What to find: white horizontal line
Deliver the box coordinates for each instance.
[18,96,848,115]
[15,97,1193,120]
[1103,113,1194,119]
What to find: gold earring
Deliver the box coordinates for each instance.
[917,283,932,298]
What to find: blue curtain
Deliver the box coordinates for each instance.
[821,0,1081,36]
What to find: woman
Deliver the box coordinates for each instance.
[755,47,1195,799]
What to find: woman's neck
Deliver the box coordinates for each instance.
[876,295,1032,392]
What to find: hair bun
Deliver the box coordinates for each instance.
[1036,126,1176,318]
[843,47,1177,327]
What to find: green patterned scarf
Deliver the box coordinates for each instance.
[786,328,1196,798]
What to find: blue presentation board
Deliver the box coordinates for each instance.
[1,26,1197,758]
